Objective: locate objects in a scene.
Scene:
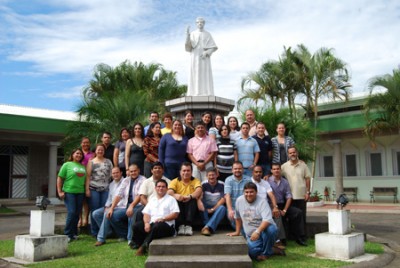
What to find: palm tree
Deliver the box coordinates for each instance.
[63,60,185,152]
[293,44,351,177]
[239,61,285,112]
[364,68,400,144]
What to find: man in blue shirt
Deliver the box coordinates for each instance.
[268,163,306,246]
[224,161,251,229]
[236,122,260,177]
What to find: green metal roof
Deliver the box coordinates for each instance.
[0,113,69,134]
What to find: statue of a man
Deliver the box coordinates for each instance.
[185,17,218,96]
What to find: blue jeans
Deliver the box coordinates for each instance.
[64,193,84,239]
[94,207,128,242]
[247,224,278,259]
[127,205,144,242]
[202,205,226,232]
[243,168,253,177]
[259,164,271,177]
[88,190,109,236]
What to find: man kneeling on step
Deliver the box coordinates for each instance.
[227,182,277,261]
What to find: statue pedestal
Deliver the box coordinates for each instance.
[328,210,351,235]
[14,210,68,262]
[315,209,364,260]
[165,96,235,120]
[30,210,55,236]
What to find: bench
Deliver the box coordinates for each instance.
[344,187,358,202]
[332,187,358,202]
[370,187,398,203]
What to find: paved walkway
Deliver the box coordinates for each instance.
[1,199,399,267]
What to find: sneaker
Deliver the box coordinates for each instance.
[185,225,193,236]
[201,226,211,236]
[118,237,127,242]
[178,225,186,236]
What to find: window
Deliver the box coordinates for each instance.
[322,156,334,177]
[345,154,357,176]
[370,153,382,176]
[393,150,400,175]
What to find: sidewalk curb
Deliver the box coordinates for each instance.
[343,244,395,268]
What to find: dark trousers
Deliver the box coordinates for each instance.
[177,199,198,226]
[133,221,175,247]
[291,199,307,237]
[278,203,305,240]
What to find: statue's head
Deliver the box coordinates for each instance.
[196,17,205,29]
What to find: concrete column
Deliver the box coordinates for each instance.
[48,142,61,199]
[330,139,343,196]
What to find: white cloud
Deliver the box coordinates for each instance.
[1,0,400,109]
[45,85,83,99]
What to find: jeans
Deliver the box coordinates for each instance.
[64,192,84,239]
[247,224,278,259]
[259,164,271,177]
[127,205,144,242]
[243,168,253,177]
[202,205,227,232]
[88,190,109,236]
[93,207,113,242]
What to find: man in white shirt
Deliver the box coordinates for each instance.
[133,179,180,256]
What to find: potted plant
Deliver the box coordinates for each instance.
[309,190,323,202]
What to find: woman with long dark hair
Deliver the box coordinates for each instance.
[214,125,237,181]
[125,123,145,175]
[86,143,113,236]
[227,116,241,141]
[113,127,130,176]
[201,111,213,131]
[209,114,225,140]
[183,110,195,139]
[143,122,162,177]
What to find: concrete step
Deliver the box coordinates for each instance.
[145,255,252,268]
[149,233,248,255]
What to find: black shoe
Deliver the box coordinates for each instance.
[129,243,139,250]
[296,239,308,246]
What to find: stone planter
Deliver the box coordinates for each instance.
[307,200,325,207]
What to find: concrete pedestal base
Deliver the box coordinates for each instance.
[165,96,235,120]
[328,209,351,235]
[30,210,55,236]
[14,235,68,262]
[315,232,364,260]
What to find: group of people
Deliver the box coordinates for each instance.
[56,109,312,261]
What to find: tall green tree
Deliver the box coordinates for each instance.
[63,60,186,152]
[293,44,351,177]
[364,68,400,144]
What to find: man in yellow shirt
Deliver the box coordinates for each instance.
[168,162,202,236]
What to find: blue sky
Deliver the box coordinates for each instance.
[1,0,399,111]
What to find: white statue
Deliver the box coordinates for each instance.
[185,17,218,96]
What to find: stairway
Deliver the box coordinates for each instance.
[145,232,252,268]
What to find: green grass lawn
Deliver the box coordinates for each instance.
[0,236,383,268]
[0,206,17,214]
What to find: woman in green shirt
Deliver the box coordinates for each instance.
[57,148,86,242]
